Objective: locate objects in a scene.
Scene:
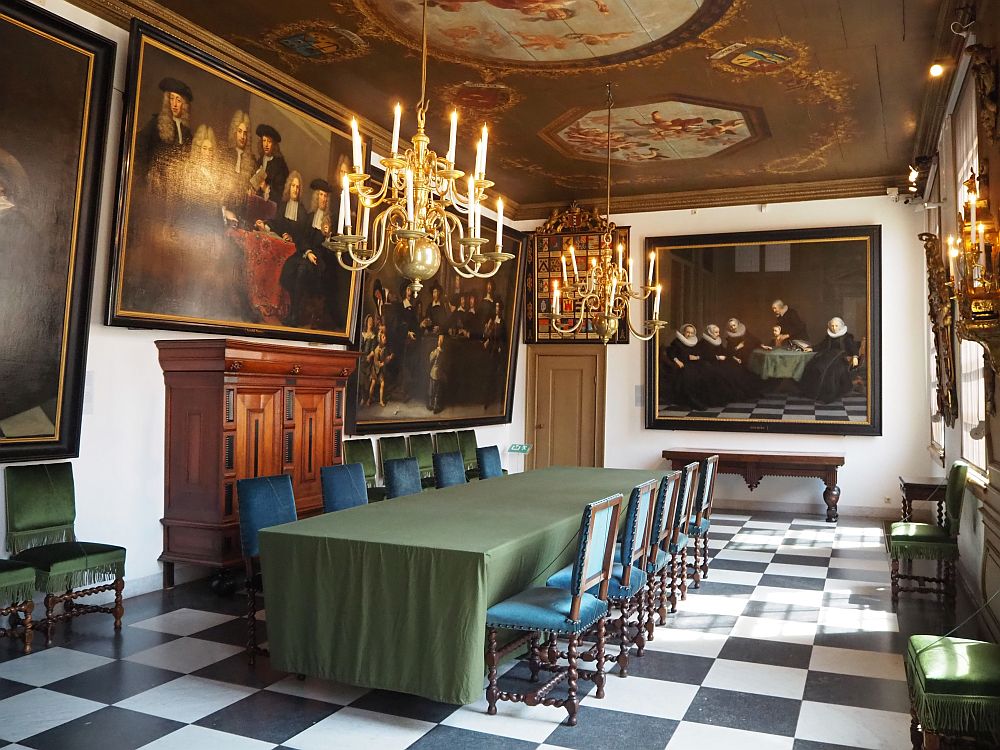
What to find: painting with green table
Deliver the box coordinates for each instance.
[258,466,660,704]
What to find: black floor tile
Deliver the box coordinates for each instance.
[545,705,678,750]
[192,616,266,647]
[47,622,179,660]
[803,670,910,713]
[191,650,287,689]
[759,574,828,591]
[348,688,460,723]
[621,650,714,685]
[409,725,536,749]
[196,687,340,744]
[718,636,813,669]
[811,630,908,654]
[683,686,801,736]
[0,677,32,701]
[825,567,891,583]
[705,557,769,573]
[20,706,182,750]
[689,581,755,597]
[46,660,180,704]
[771,554,830,568]
[741,600,821,623]
[793,740,869,749]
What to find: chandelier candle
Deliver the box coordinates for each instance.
[391,103,401,156]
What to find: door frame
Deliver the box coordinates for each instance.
[524,345,607,470]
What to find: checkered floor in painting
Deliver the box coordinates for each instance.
[660,393,869,422]
[0,512,985,750]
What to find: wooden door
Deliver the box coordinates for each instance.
[526,346,606,470]
[233,388,282,481]
[288,387,332,515]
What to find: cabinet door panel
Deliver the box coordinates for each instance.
[290,388,333,514]
[233,389,282,481]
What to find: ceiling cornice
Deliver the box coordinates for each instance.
[513,175,904,221]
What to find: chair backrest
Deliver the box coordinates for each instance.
[320,463,369,513]
[408,433,435,479]
[945,460,970,535]
[619,479,658,586]
[236,474,297,559]
[569,493,623,620]
[693,455,720,522]
[4,462,77,554]
[435,431,460,455]
[673,462,701,538]
[477,445,504,480]
[457,429,478,471]
[433,451,468,488]
[343,438,377,487]
[385,457,422,499]
[649,471,682,557]
[377,436,408,476]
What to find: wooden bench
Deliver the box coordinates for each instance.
[661,449,846,522]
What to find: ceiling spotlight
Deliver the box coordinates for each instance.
[930,63,945,77]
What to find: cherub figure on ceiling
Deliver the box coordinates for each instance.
[428,0,610,21]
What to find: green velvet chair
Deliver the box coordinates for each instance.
[377,436,408,477]
[344,437,385,502]
[456,429,479,479]
[0,559,36,653]
[889,460,969,607]
[434,431,460,457]
[4,463,126,647]
[408,433,437,488]
[905,634,1000,748]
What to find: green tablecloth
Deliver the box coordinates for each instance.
[750,348,815,381]
[258,466,659,705]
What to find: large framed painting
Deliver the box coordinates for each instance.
[350,214,526,434]
[0,0,114,462]
[107,21,362,344]
[645,225,881,435]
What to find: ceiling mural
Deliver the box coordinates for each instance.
[543,97,762,163]
[162,0,939,214]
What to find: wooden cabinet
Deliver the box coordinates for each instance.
[156,339,358,587]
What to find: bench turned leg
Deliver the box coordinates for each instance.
[824,483,840,522]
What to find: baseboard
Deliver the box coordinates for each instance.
[713,497,897,520]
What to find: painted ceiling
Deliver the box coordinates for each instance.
[152,0,942,215]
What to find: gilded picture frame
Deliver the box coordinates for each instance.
[0,0,114,461]
[107,21,363,344]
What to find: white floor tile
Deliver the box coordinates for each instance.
[266,675,369,705]
[730,615,817,645]
[706,537,729,550]
[0,688,103,742]
[116,675,256,723]
[667,721,794,749]
[713,549,774,564]
[580,675,698,720]
[125,636,242,673]
[707,523,743,534]
[791,518,833,527]
[137,724,277,750]
[131,608,236,636]
[674,593,749,617]
[285,707,434,750]
[441,695,565,742]
[823,579,892,597]
[796,701,912,749]
[833,539,885,550]
[775,546,832,558]
[749,586,825,608]
[701,568,762,587]
[828,557,889,572]
[643,628,729,658]
[742,521,790,530]
[817,607,898,633]
[784,529,836,541]
[0,647,112,687]
[711,513,752,522]
[702,658,808,699]
[809,645,905,681]
[764,563,829,579]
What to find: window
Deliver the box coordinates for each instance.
[960,338,987,471]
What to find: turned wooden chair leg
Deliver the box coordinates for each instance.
[690,538,702,589]
[645,577,656,641]
[486,627,499,715]
[616,601,629,677]
[659,567,669,622]
[701,534,710,580]
[565,633,579,726]
[113,578,124,630]
[909,709,923,749]
[679,549,688,601]
[22,600,34,655]
[595,617,607,699]
[891,557,900,608]
[669,555,679,614]
[44,593,57,647]
[635,593,646,657]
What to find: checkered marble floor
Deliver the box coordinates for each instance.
[0,512,985,750]
[660,393,869,423]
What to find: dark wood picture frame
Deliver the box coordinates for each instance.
[0,0,114,462]
[348,213,526,434]
[645,225,882,436]
[107,21,363,344]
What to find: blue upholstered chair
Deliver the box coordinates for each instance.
[645,471,681,636]
[236,474,297,664]
[476,446,506,480]
[433,451,468,489]
[343,438,385,502]
[687,455,719,588]
[485,493,623,726]
[457,429,479,479]
[546,479,657,677]
[408,433,437,488]
[385,457,423,499]
[320,463,369,512]
[5,462,126,647]
[434,431,460,456]
[668,462,700,612]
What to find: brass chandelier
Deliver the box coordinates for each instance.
[545,83,666,344]
[325,0,513,295]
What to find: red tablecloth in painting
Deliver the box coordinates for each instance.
[227,228,292,324]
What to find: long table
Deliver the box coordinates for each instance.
[258,466,659,705]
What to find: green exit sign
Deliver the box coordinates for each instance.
[508,443,532,454]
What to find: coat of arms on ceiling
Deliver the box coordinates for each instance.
[438,81,522,119]
[229,21,370,71]
[710,42,795,72]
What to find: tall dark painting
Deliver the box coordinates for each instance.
[107,22,362,344]
[645,225,882,436]
[351,215,525,434]
[0,0,113,461]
